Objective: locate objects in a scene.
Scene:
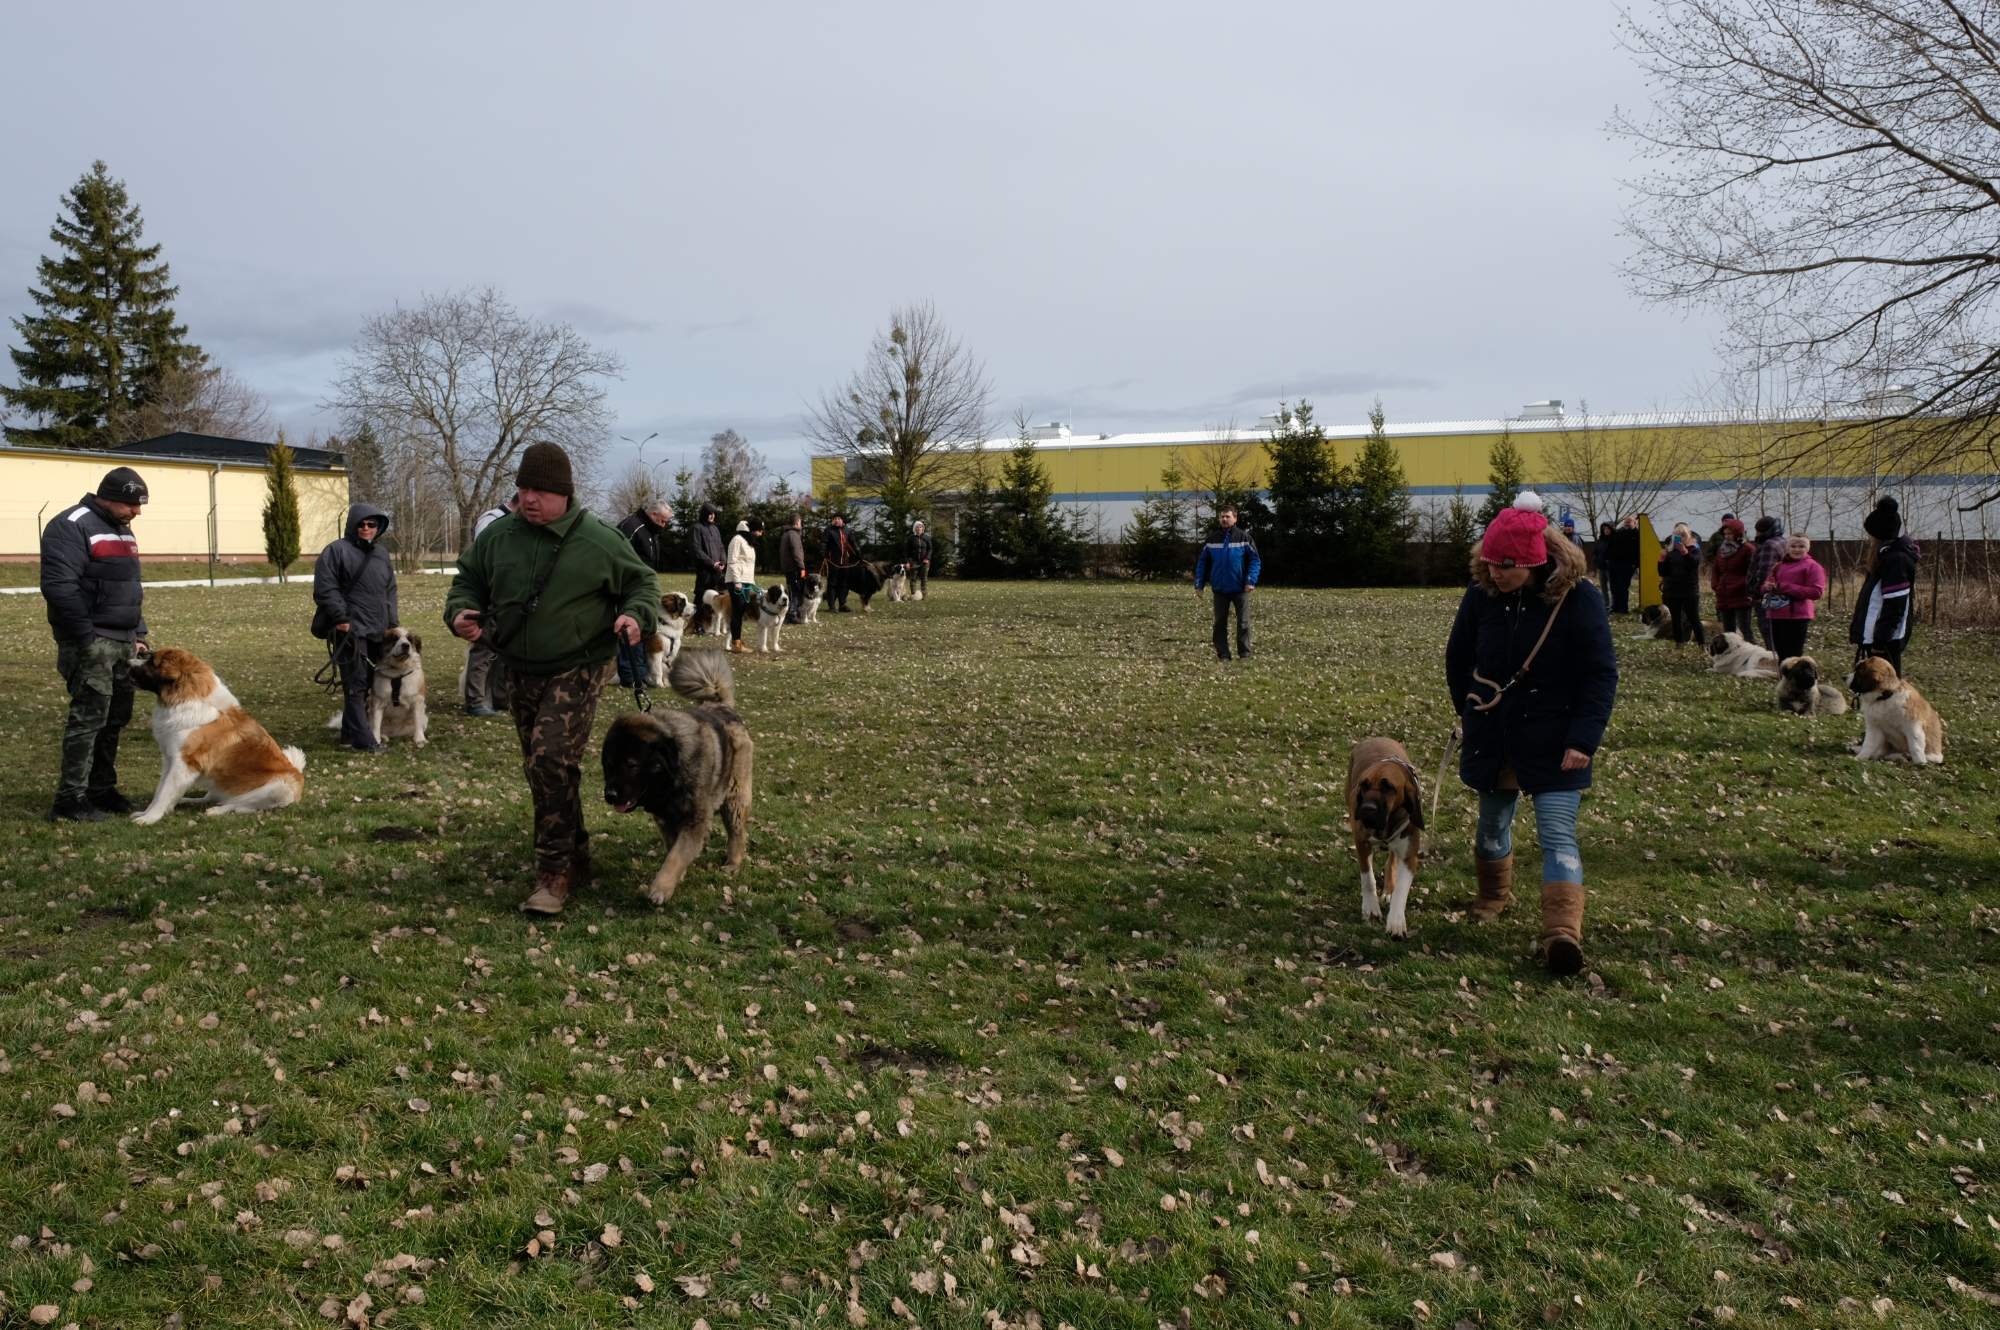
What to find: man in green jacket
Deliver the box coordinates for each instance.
[446,442,659,915]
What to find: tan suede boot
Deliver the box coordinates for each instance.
[1540,881,1585,976]
[521,868,573,915]
[1468,855,1514,921]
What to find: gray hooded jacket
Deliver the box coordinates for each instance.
[313,502,399,638]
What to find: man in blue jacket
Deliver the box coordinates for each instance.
[41,467,150,821]
[1192,505,1261,660]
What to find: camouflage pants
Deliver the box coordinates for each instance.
[55,636,135,803]
[507,661,610,875]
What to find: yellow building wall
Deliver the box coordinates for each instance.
[1,450,348,559]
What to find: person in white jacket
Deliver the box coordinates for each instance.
[725,517,763,654]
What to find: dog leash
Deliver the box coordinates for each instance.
[1465,587,1571,713]
[1429,723,1460,825]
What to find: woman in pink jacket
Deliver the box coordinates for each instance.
[1759,534,1827,661]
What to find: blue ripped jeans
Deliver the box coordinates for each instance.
[1475,789,1584,884]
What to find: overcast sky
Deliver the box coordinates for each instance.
[0,0,1720,490]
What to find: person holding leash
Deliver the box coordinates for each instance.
[689,504,726,632]
[725,516,763,653]
[779,513,809,624]
[1446,493,1618,977]
[1192,505,1259,660]
[313,502,398,753]
[445,442,659,916]
[1851,497,1920,673]
[825,513,861,613]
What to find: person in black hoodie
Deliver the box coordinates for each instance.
[1604,516,1640,613]
[40,467,151,821]
[313,502,399,752]
[1850,497,1920,674]
[689,504,727,632]
[1656,524,1706,647]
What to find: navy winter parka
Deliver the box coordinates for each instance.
[1445,564,1618,794]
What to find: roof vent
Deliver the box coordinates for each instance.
[1519,400,1566,420]
[1026,421,1071,441]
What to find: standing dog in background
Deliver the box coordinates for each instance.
[1346,737,1425,938]
[130,646,306,823]
[797,574,825,625]
[756,583,790,653]
[1848,656,1944,763]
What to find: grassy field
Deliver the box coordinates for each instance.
[1,579,1996,1329]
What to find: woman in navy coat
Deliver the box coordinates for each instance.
[1445,493,1618,975]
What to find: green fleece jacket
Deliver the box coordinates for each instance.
[444,505,659,675]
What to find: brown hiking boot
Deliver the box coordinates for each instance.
[729,640,750,654]
[1468,854,1514,921]
[520,868,573,915]
[1540,881,1585,976]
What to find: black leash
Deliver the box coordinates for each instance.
[314,631,366,696]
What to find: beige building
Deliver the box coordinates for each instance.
[0,433,349,561]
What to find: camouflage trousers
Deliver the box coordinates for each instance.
[55,635,135,803]
[507,660,610,875]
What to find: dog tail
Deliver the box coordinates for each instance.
[668,648,736,707]
[283,746,308,772]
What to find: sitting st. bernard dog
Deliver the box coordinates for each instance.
[1636,604,1672,639]
[1707,630,1781,680]
[327,626,427,745]
[647,591,695,686]
[755,583,790,653]
[1775,655,1848,716]
[130,646,305,824]
[797,573,825,625]
[1848,656,1944,763]
[1346,737,1425,938]
[884,564,910,603]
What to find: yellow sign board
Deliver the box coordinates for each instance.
[1635,513,1663,610]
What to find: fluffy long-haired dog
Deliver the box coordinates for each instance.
[1636,604,1671,639]
[884,564,910,603]
[647,592,695,686]
[328,627,428,745]
[130,646,306,824]
[1775,656,1849,716]
[798,574,824,624]
[1848,656,1944,763]
[1708,631,1781,680]
[755,583,790,653]
[1346,737,1425,938]
[667,647,736,707]
[851,560,884,611]
[601,653,753,903]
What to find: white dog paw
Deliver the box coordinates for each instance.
[131,811,162,826]
[1386,916,1408,939]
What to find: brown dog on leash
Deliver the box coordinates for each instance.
[1347,737,1425,938]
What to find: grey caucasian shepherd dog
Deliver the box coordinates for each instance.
[602,649,752,904]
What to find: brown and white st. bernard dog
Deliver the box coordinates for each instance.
[1346,736,1425,938]
[1847,656,1945,764]
[129,646,306,823]
[646,592,695,686]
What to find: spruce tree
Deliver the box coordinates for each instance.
[1262,401,1355,585]
[1441,490,1479,581]
[1123,463,1192,580]
[1350,401,1418,584]
[4,161,205,448]
[262,433,303,582]
[1475,428,1528,527]
[343,422,387,503]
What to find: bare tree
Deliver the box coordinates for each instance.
[1170,421,1257,528]
[698,428,768,512]
[326,287,621,544]
[1541,401,1705,531]
[1615,0,2000,508]
[105,361,271,443]
[601,460,666,520]
[806,302,991,520]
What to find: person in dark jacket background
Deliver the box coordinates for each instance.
[40,466,151,821]
[779,514,809,624]
[689,504,726,631]
[1446,493,1618,976]
[1851,497,1920,674]
[313,502,399,753]
[907,520,934,599]
[825,514,861,613]
[1192,505,1261,660]
[614,502,673,687]
[1603,517,1640,614]
[1657,524,1705,647]
[1708,516,1756,642]
[1749,515,1787,649]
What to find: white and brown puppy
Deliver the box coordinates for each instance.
[756,583,790,653]
[1708,631,1781,680]
[1346,737,1425,938]
[1848,656,1944,763]
[798,573,825,625]
[1775,656,1848,716]
[646,591,695,686]
[368,627,428,745]
[884,564,910,603]
[690,588,728,637]
[1636,604,1672,639]
[129,646,306,824]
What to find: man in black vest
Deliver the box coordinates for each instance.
[40,467,150,821]
[614,501,673,685]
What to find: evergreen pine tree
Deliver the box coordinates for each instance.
[1441,489,1478,581]
[262,432,303,582]
[1122,462,1192,579]
[1350,401,1418,584]
[343,422,387,503]
[1475,428,1528,527]
[954,471,1002,579]
[3,161,205,448]
[1261,401,1355,585]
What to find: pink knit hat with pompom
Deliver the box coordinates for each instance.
[1480,492,1550,567]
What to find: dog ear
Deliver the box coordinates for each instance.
[409,634,422,654]
[1406,778,1425,831]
